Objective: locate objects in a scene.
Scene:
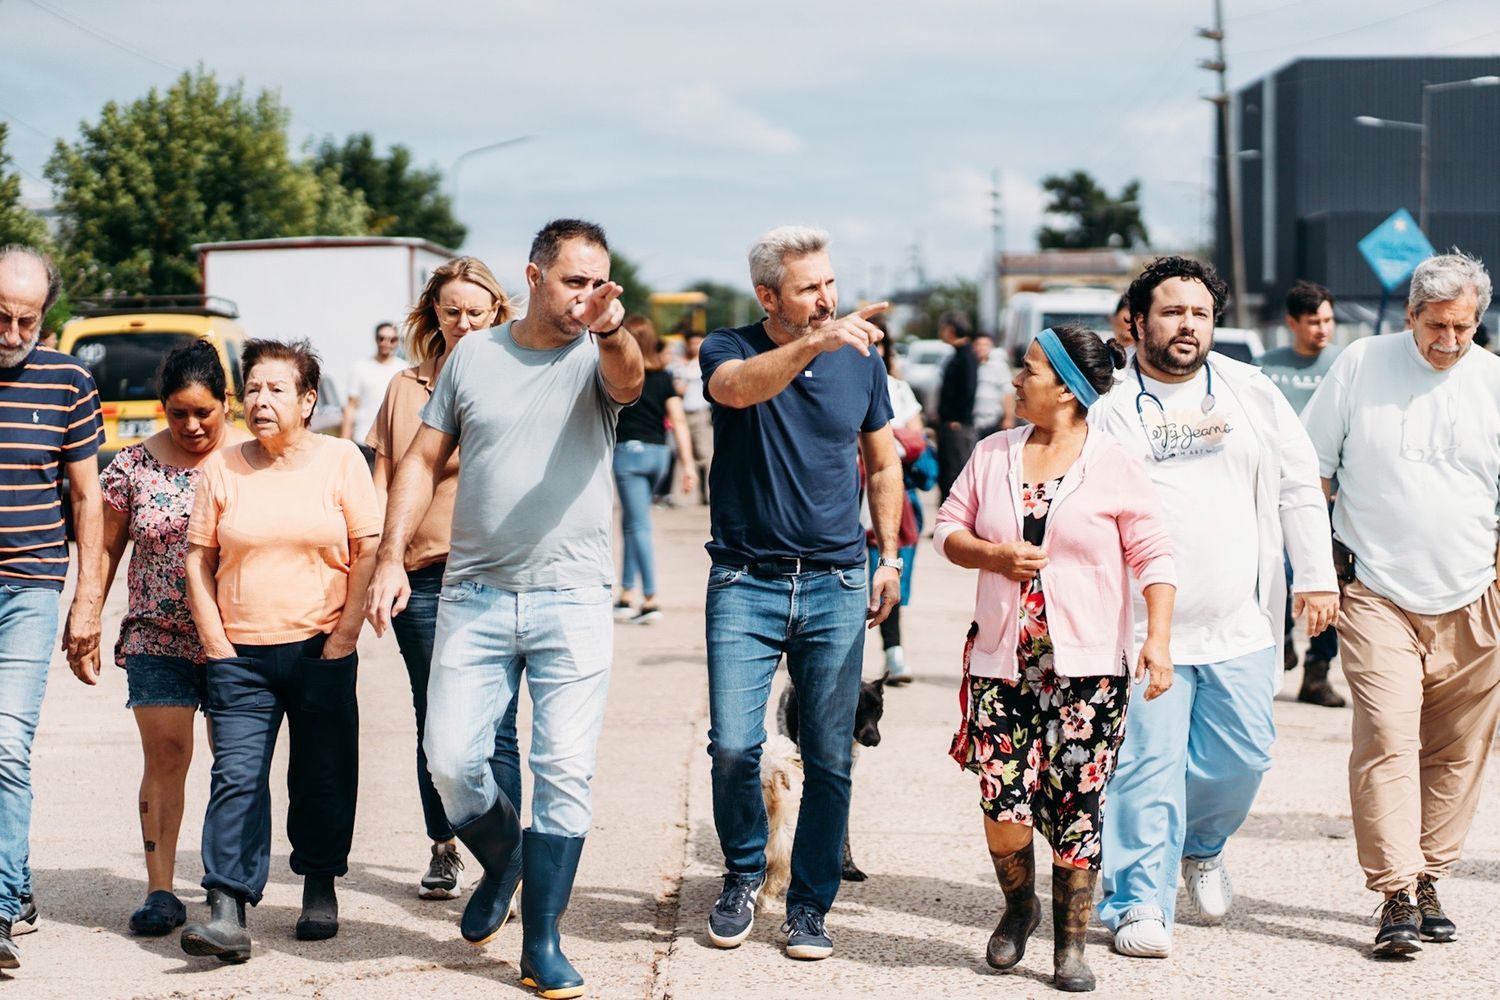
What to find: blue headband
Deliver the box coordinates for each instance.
[1036,328,1099,409]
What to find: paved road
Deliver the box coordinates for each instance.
[12,502,1500,998]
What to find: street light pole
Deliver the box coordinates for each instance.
[447,135,535,201]
[1199,0,1249,329]
[1355,75,1499,235]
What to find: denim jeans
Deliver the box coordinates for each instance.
[201,633,359,905]
[1098,646,1277,931]
[613,440,671,595]
[705,563,866,914]
[424,580,613,837]
[391,562,523,841]
[0,585,58,921]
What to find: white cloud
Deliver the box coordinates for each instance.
[632,84,802,155]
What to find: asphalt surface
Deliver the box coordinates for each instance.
[10,501,1500,999]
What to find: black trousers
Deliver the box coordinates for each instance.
[201,632,358,905]
[938,422,978,504]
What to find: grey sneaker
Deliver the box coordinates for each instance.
[783,906,832,960]
[707,872,762,948]
[0,918,17,970]
[419,843,466,899]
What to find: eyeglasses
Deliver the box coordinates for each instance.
[437,306,494,324]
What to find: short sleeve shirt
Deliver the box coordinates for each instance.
[187,435,382,644]
[420,321,624,591]
[99,443,205,664]
[0,346,102,588]
[366,358,459,571]
[1257,345,1340,415]
[701,321,893,566]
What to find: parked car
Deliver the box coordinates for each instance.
[60,296,248,470]
[1212,327,1267,365]
[901,338,953,423]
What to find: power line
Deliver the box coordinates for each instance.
[1227,0,1320,21]
[0,104,57,143]
[1234,0,1461,57]
[19,0,183,73]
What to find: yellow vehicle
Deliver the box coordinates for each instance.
[648,291,708,341]
[58,296,248,467]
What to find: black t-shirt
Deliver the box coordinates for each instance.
[700,321,894,566]
[938,341,979,424]
[616,369,677,445]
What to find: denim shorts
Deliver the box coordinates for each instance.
[125,653,207,710]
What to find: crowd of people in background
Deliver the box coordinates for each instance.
[0,228,1497,996]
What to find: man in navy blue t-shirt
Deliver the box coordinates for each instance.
[698,225,903,962]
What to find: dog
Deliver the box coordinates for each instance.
[758,673,886,911]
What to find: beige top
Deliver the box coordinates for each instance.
[366,356,460,571]
[187,435,382,644]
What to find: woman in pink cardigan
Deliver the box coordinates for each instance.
[935,325,1175,993]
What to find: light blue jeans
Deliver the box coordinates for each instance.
[613,440,671,596]
[1098,646,1277,931]
[423,579,613,837]
[0,585,58,921]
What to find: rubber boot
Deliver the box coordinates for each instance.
[985,840,1040,970]
[1053,866,1097,992]
[519,831,586,1000]
[1297,658,1346,708]
[296,874,339,941]
[180,888,252,963]
[453,794,523,945]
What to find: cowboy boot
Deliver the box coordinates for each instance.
[1053,865,1098,992]
[986,839,1041,970]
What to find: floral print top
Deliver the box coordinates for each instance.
[99,443,205,665]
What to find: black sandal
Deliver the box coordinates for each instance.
[130,890,187,936]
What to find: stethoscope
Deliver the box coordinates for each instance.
[1133,356,1217,419]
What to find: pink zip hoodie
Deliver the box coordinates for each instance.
[934,426,1175,679]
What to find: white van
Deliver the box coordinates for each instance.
[1000,287,1120,365]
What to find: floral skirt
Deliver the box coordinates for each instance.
[950,584,1130,870]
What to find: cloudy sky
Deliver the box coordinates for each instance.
[6,0,1498,298]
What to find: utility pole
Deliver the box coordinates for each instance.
[990,169,1005,336]
[1199,0,1249,329]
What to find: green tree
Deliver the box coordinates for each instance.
[609,251,653,318]
[900,279,978,342]
[1036,170,1149,250]
[45,69,370,296]
[0,124,49,249]
[313,132,466,248]
[687,279,758,332]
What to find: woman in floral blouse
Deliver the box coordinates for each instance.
[935,325,1175,993]
[66,340,247,936]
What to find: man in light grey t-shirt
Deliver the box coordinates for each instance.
[365,219,643,997]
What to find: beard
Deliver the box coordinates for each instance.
[772,306,834,340]
[1142,331,1209,376]
[0,331,39,368]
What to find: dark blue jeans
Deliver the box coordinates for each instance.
[391,562,522,841]
[201,632,358,905]
[705,563,866,914]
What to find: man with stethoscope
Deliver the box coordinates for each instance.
[1089,255,1339,959]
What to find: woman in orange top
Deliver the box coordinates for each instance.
[180,339,381,964]
[365,257,523,902]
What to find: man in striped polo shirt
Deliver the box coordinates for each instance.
[0,245,104,970]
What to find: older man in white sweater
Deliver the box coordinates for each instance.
[1302,251,1500,959]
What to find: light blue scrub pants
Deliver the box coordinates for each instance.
[1098,646,1277,931]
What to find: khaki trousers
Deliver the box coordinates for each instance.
[1338,578,1500,894]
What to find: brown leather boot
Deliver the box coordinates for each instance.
[1298,658,1347,708]
[1053,865,1097,992]
[986,839,1040,970]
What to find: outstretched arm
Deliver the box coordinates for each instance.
[708,303,890,409]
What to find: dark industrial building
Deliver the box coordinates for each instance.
[1216,56,1500,324]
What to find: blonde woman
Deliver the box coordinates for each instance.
[366,257,524,903]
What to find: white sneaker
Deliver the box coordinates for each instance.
[1112,905,1171,958]
[884,646,912,686]
[1182,853,1233,923]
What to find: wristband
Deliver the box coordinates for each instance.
[593,323,623,339]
